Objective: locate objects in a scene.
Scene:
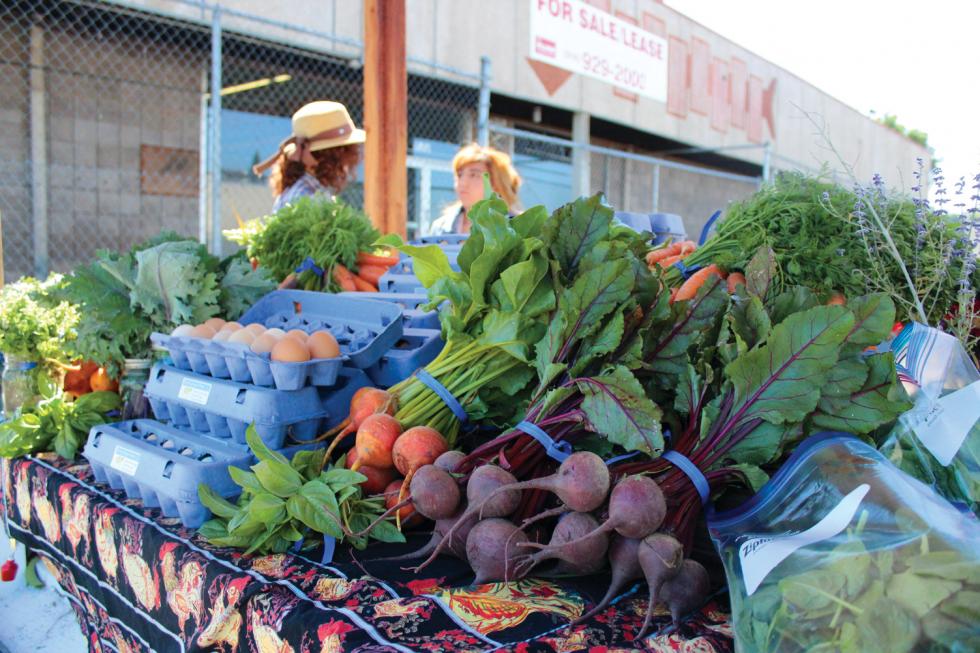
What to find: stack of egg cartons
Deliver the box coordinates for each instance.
[82,291,404,527]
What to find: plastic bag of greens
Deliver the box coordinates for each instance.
[709,432,980,653]
[877,323,980,513]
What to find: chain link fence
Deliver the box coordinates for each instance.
[490,124,764,240]
[0,0,486,279]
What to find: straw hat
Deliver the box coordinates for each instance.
[253,100,365,176]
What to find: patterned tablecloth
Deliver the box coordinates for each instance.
[1,455,733,653]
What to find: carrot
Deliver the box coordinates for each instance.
[278,273,298,289]
[658,254,685,268]
[357,249,400,268]
[726,272,746,294]
[672,265,723,303]
[357,264,387,286]
[250,257,259,271]
[352,275,378,292]
[646,243,682,266]
[826,292,846,306]
[677,240,697,256]
[333,264,358,292]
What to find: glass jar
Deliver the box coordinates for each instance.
[2,354,40,418]
[120,358,153,421]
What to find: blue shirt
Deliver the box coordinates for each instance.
[273,173,332,212]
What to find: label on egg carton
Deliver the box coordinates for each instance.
[110,445,142,475]
[178,378,213,405]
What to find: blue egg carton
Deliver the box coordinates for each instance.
[377,271,428,294]
[415,233,468,246]
[83,419,252,528]
[337,291,440,330]
[366,328,444,388]
[144,364,369,450]
[151,290,402,391]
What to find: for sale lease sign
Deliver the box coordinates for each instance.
[529,0,669,102]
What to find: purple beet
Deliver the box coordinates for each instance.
[466,518,530,584]
[516,511,610,576]
[637,533,684,638]
[573,536,643,624]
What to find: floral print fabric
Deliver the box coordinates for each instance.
[1,456,733,653]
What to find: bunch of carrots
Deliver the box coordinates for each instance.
[646,240,745,303]
[276,248,399,293]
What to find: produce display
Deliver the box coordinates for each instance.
[2,172,977,651]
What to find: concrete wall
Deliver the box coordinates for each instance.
[141,0,930,183]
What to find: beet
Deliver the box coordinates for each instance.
[409,464,520,572]
[549,475,666,550]
[408,464,460,520]
[516,511,610,576]
[479,452,610,517]
[433,450,466,473]
[574,536,643,624]
[659,559,710,627]
[371,508,474,564]
[637,533,684,638]
[465,518,530,584]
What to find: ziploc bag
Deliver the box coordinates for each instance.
[877,323,980,513]
[709,433,980,653]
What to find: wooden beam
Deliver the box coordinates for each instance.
[363,0,407,237]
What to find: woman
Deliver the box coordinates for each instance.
[428,143,522,235]
[252,101,366,211]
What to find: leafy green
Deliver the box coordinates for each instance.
[0,274,79,370]
[0,375,120,459]
[198,425,401,555]
[218,256,276,320]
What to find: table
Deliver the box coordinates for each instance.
[1,455,733,652]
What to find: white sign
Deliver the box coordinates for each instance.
[178,378,212,406]
[110,445,141,476]
[738,484,870,595]
[529,0,669,101]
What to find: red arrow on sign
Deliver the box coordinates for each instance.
[527,58,573,96]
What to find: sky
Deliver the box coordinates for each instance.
[666,0,979,196]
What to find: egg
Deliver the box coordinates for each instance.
[286,329,308,342]
[245,323,267,335]
[204,317,226,332]
[212,329,232,342]
[271,337,312,363]
[228,329,256,346]
[307,330,341,359]
[250,333,279,354]
[189,324,217,339]
[220,321,243,333]
[264,328,287,341]
[171,324,194,338]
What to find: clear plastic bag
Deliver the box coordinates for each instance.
[878,323,980,513]
[709,433,980,653]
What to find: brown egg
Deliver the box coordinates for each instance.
[204,317,226,332]
[171,324,194,338]
[265,328,287,341]
[286,329,308,343]
[189,324,217,339]
[250,333,279,354]
[307,330,341,359]
[212,329,232,342]
[228,329,257,346]
[245,323,267,335]
[220,322,243,333]
[271,337,312,363]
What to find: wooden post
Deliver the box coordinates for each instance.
[363,0,407,237]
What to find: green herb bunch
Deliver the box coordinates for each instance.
[0,274,79,369]
[0,374,121,459]
[198,427,404,555]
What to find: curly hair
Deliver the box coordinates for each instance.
[269,144,362,196]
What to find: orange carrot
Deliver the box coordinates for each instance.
[672,265,723,303]
[646,242,683,266]
[352,275,378,292]
[357,249,400,268]
[278,273,298,289]
[677,240,697,256]
[333,264,358,292]
[727,272,746,294]
[658,254,685,268]
[826,292,846,306]
[357,264,387,286]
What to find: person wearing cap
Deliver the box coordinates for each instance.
[428,143,522,235]
[253,101,366,211]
